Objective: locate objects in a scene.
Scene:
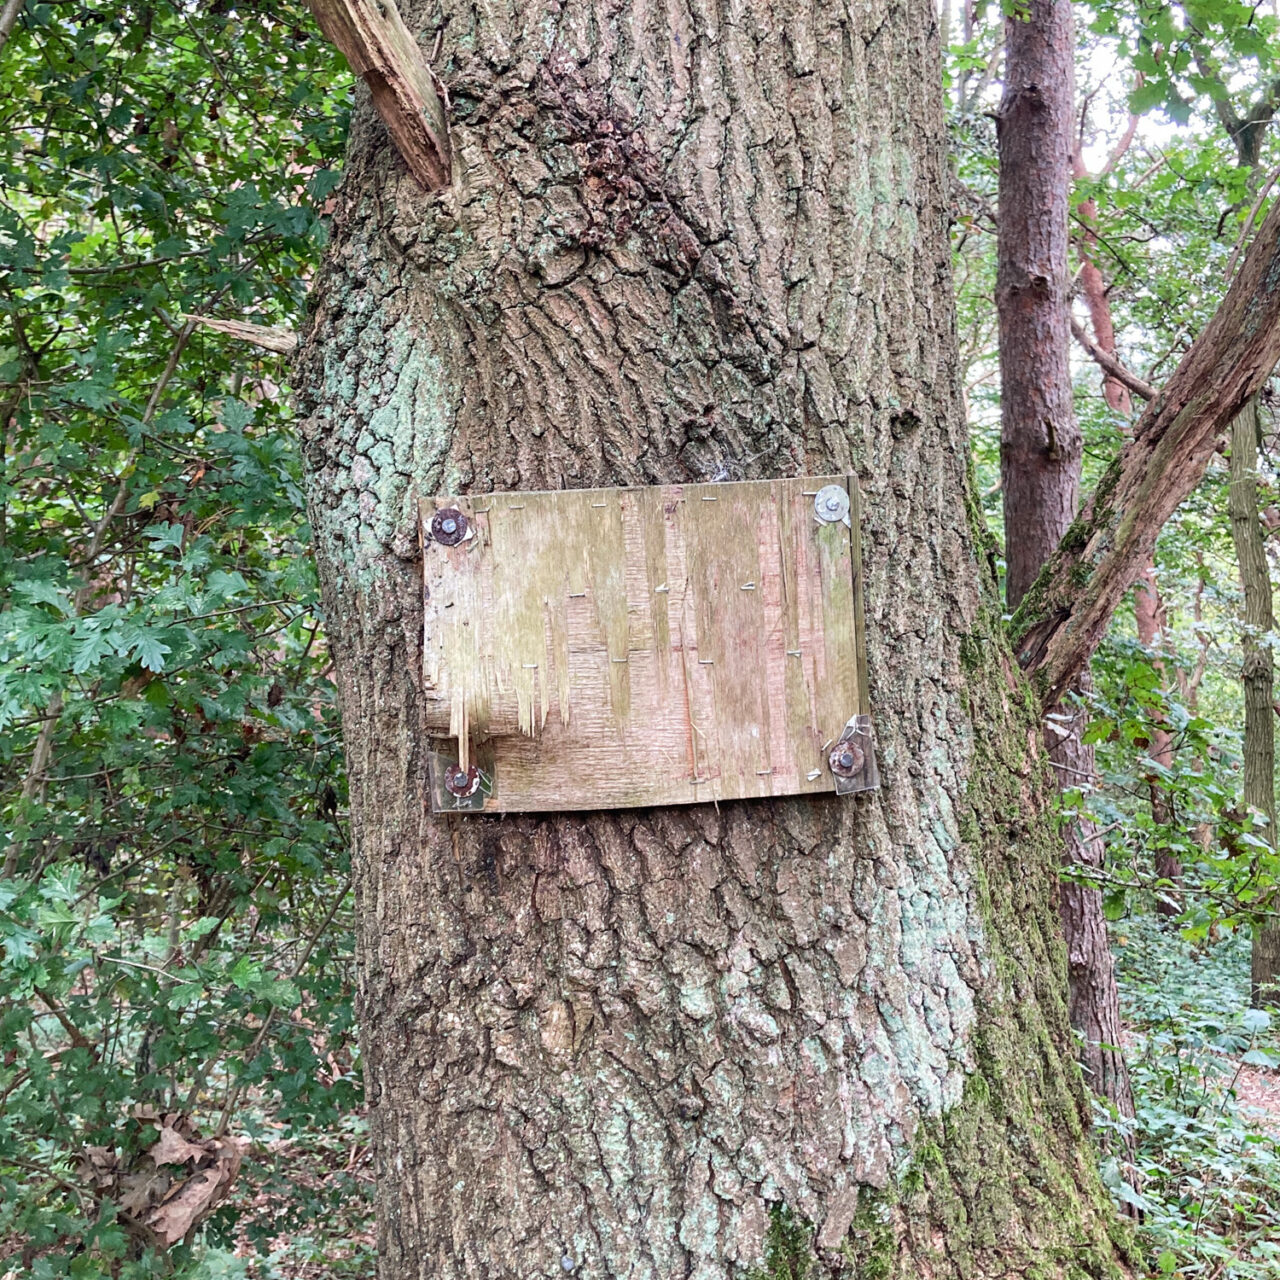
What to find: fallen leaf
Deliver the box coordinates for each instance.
[150,1125,207,1167]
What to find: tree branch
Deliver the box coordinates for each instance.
[303,0,450,191]
[1011,196,1280,707]
[183,315,298,355]
[1070,316,1155,401]
[0,0,25,59]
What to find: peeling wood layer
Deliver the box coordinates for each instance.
[419,477,870,813]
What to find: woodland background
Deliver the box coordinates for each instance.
[3,0,1280,1276]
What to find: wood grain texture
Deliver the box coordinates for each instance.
[420,477,868,812]
[303,0,450,190]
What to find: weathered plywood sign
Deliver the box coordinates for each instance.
[418,477,876,813]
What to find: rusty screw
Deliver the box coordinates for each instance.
[828,739,865,778]
[443,763,481,798]
[432,508,468,546]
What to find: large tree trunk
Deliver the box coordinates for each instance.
[1228,401,1280,1004]
[295,1,1126,1275]
[997,0,1135,1123]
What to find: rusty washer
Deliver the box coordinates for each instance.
[828,739,865,779]
[443,763,482,798]
[432,508,468,546]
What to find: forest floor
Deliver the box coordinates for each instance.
[226,1117,376,1278]
[1234,1061,1280,1136]
[1113,918,1280,1278]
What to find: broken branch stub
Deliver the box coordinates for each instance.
[303,0,450,191]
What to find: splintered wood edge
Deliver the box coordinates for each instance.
[304,0,451,191]
[848,475,871,717]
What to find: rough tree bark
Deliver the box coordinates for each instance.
[997,0,1134,1120]
[996,0,1077,608]
[296,1,1129,1275]
[1227,402,1280,1004]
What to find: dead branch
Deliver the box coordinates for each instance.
[1012,196,1280,707]
[183,314,299,355]
[1070,316,1156,401]
[303,0,450,190]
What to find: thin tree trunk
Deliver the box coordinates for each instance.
[997,0,1078,609]
[1132,570,1181,911]
[998,0,1135,1122]
[1228,401,1280,1004]
[297,1,1129,1274]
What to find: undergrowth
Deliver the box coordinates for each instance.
[1105,916,1280,1279]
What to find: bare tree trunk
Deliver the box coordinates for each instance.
[997,0,1135,1123]
[296,1,1128,1275]
[996,0,1078,608]
[1228,401,1280,1004]
[1131,571,1181,911]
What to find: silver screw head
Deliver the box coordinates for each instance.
[432,508,468,546]
[813,484,850,525]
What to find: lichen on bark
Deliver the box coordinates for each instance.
[294,0,1129,1275]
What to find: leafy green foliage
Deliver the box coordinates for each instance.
[0,3,357,1274]
[1105,920,1280,1279]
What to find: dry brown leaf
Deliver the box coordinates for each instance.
[146,1169,222,1245]
[118,1168,171,1218]
[76,1145,118,1189]
[77,1118,244,1250]
[149,1125,207,1167]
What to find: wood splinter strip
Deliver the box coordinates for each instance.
[303,0,451,191]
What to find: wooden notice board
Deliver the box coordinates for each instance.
[418,476,876,813]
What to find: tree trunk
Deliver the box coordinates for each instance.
[1133,571,1181,912]
[997,0,1134,1123]
[295,1,1127,1274]
[997,0,1077,609]
[1228,401,1280,1004]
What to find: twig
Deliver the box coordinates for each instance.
[1070,316,1157,401]
[1225,164,1280,284]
